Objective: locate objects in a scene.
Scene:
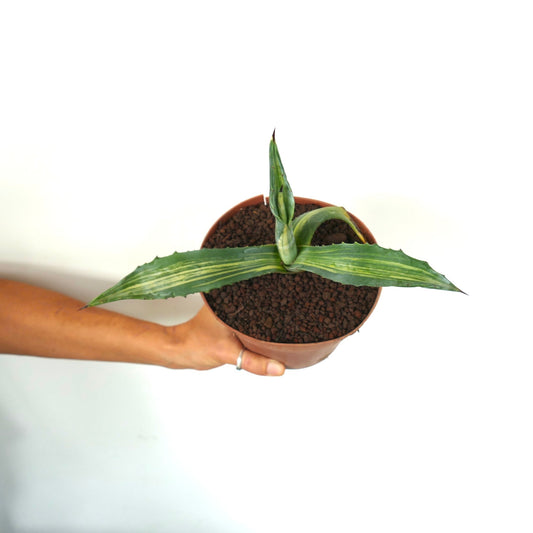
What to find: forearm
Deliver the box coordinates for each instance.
[0,279,285,375]
[0,279,173,366]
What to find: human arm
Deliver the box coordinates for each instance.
[0,279,285,376]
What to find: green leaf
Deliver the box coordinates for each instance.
[269,131,294,225]
[269,131,298,265]
[291,206,367,246]
[276,224,298,265]
[88,245,285,306]
[289,243,462,292]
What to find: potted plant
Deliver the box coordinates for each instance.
[88,132,461,368]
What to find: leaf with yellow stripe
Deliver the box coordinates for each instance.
[289,243,462,292]
[269,132,297,265]
[88,245,285,306]
[291,206,367,245]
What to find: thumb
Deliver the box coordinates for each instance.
[237,348,285,376]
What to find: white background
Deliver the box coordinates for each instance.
[1,1,531,532]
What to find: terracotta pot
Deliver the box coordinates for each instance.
[200,195,381,369]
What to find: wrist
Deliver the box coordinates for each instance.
[105,316,179,368]
[153,323,188,369]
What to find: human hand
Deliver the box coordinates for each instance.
[164,306,285,376]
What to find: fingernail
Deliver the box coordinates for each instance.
[266,360,285,376]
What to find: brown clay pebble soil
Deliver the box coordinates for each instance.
[203,201,379,343]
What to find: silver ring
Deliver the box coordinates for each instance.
[236,349,244,371]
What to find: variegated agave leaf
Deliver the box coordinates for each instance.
[291,206,367,246]
[290,243,462,292]
[88,245,284,306]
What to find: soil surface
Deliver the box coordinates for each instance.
[203,201,379,343]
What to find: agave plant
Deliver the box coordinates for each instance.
[88,133,460,307]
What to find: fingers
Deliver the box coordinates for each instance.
[188,306,285,376]
[238,348,285,377]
